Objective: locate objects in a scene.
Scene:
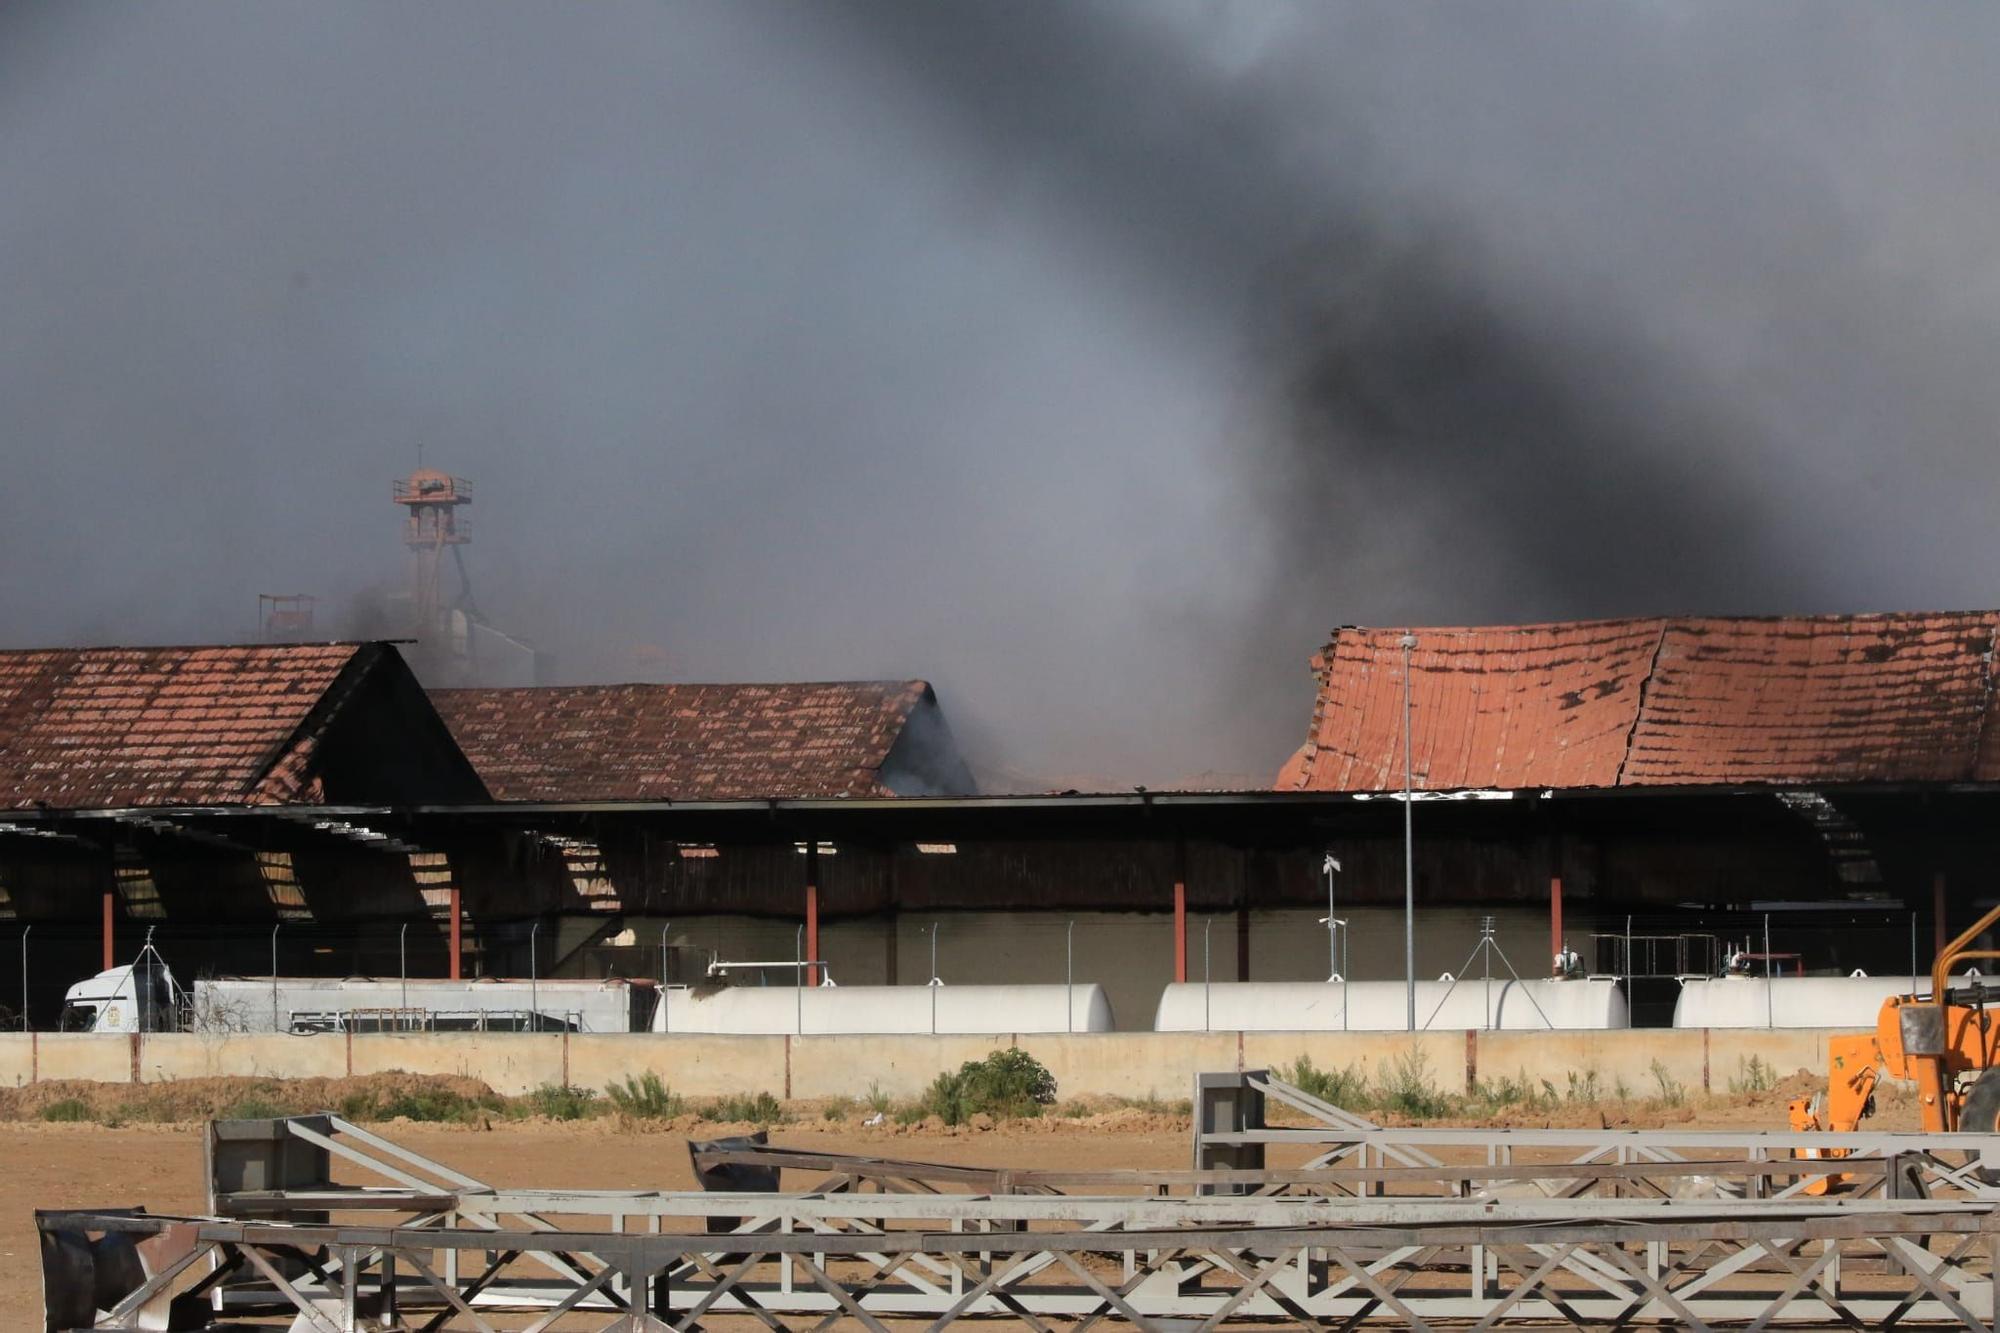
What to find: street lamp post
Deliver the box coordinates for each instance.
[1401,632,1418,1032]
[1322,854,1341,981]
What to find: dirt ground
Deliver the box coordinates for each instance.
[1,1076,1919,1322]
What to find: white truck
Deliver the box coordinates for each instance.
[57,949,183,1034]
[59,949,656,1035]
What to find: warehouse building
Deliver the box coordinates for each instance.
[0,616,1996,1029]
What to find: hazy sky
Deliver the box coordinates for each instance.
[5,5,2000,785]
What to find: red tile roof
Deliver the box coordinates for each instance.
[430,681,945,802]
[0,644,372,808]
[1280,613,2000,792]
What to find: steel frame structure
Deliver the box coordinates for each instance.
[1196,1069,2000,1201]
[39,1193,2000,1330]
[34,1080,2000,1330]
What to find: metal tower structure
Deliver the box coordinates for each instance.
[391,468,474,646]
[256,593,317,642]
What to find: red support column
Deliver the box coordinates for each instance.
[1172,841,1188,984]
[806,842,821,987]
[101,888,114,972]
[448,886,462,980]
[1550,874,1564,975]
[1935,870,1948,959]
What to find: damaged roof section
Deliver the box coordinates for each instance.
[0,642,485,808]
[1280,612,2000,792]
[430,680,977,802]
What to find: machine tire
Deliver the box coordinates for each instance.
[1957,1067,2000,1185]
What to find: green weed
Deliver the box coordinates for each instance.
[604,1072,683,1120]
[1376,1047,1452,1119]
[1278,1053,1370,1108]
[521,1083,601,1121]
[1729,1055,1776,1094]
[704,1091,785,1125]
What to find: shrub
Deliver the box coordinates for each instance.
[1280,1054,1369,1108]
[864,1082,893,1115]
[523,1083,600,1121]
[40,1098,92,1123]
[921,1070,969,1125]
[1376,1047,1452,1119]
[1650,1058,1687,1107]
[605,1072,683,1120]
[821,1095,856,1122]
[224,1096,285,1121]
[921,1049,1057,1125]
[339,1087,495,1123]
[1471,1072,1549,1111]
[704,1091,785,1125]
[1729,1055,1776,1094]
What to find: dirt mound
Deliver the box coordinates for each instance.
[0,1072,499,1123]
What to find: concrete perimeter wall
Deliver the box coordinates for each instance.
[0,1028,1846,1100]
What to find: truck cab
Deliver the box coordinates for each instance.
[59,952,183,1034]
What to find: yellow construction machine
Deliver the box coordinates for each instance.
[1790,903,2000,1190]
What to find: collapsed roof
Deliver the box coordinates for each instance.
[1280,612,2000,792]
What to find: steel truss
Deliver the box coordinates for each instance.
[1194,1069,2000,1202]
[39,1194,2000,1330]
[32,1079,2000,1330]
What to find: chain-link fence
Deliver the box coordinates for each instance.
[0,901,1949,1033]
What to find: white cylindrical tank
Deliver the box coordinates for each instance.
[653,983,1113,1035]
[1152,978,1628,1032]
[1671,974,1973,1029]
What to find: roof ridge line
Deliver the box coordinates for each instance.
[1975,621,2000,780]
[1612,620,1672,788]
[245,644,375,803]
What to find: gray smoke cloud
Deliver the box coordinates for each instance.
[3,5,1999,785]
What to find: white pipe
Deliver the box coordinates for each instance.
[705,959,833,978]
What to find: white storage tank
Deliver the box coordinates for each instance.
[1152,978,1628,1032]
[653,983,1113,1035]
[1671,974,1975,1029]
